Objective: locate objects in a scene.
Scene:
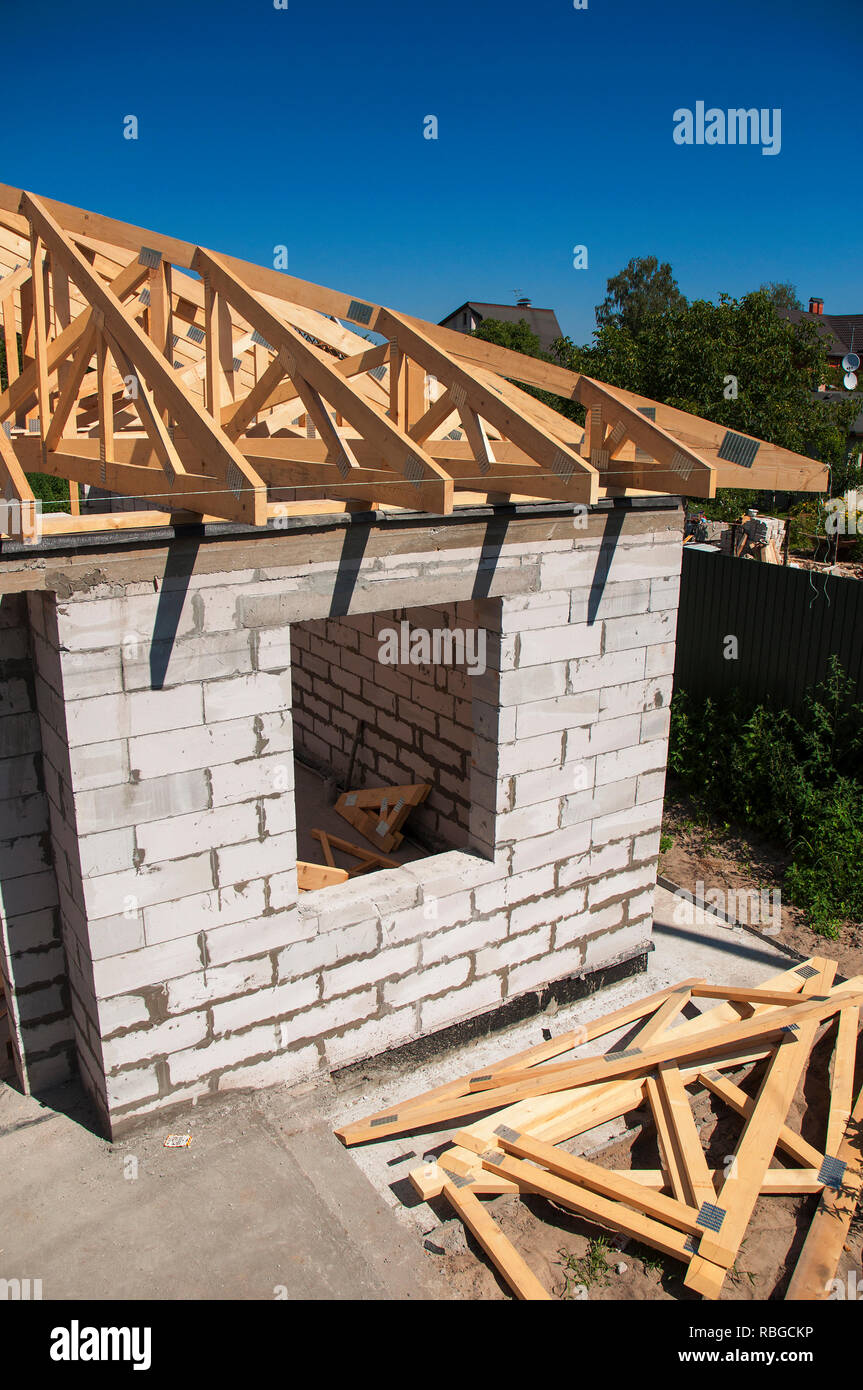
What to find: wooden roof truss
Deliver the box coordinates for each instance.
[0,185,830,542]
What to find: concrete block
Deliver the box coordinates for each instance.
[209,752,293,807]
[640,706,671,743]
[602,610,676,653]
[637,769,667,803]
[645,642,676,677]
[145,881,266,946]
[588,864,657,910]
[68,740,129,792]
[0,713,41,759]
[65,685,203,747]
[504,865,557,906]
[136,801,260,866]
[82,852,214,920]
[508,897,552,936]
[88,911,146,961]
[167,957,274,1013]
[568,648,645,694]
[517,624,602,668]
[123,629,253,691]
[74,769,210,834]
[514,691,598,740]
[217,833,296,889]
[420,976,501,1033]
[93,934,205,999]
[169,1024,278,1086]
[512,762,594,809]
[496,661,568,709]
[323,1009,415,1069]
[78,827,136,880]
[56,591,197,653]
[217,1045,320,1092]
[509,822,591,875]
[583,920,650,967]
[595,738,666,787]
[105,1064,160,1108]
[204,909,310,968]
[210,975,318,1034]
[280,988,378,1046]
[203,671,292,724]
[421,915,507,966]
[508,946,584,995]
[383,957,470,1008]
[476,925,552,975]
[322,942,420,1000]
[129,717,258,780]
[98,993,151,1036]
[592,797,664,847]
[102,1011,209,1069]
[277,921,379,980]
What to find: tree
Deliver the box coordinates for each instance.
[760,281,803,313]
[595,256,685,338]
[550,289,856,513]
[472,317,543,358]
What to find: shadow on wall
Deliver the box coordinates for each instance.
[149,539,200,689]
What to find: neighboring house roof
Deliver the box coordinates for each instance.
[439,301,564,353]
[782,308,863,360]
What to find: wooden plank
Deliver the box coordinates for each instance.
[785,1081,863,1300]
[697,1069,824,1169]
[684,1022,824,1292]
[0,255,148,424]
[645,1074,689,1204]
[336,981,705,1145]
[334,1027,596,1146]
[655,1061,716,1209]
[628,985,694,1048]
[467,988,862,1101]
[482,1151,694,1265]
[491,1124,706,1237]
[296,860,349,891]
[826,1005,859,1157]
[441,1179,551,1300]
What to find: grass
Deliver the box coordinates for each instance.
[668,658,863,936]
[557,1236,613,1295]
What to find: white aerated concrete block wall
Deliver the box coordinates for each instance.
[13,505,682,1133]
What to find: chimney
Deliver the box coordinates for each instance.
[516,297,531,308]
[809,297,824,315]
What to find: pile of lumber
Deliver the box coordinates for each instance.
[336,782,430,852]
[336,956,863,1301]
[297,782,432,893]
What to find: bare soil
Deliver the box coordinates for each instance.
[659,786,863,981]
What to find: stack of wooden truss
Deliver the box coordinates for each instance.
[336,956,863,1301]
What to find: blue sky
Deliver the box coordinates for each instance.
[3,0,860,344]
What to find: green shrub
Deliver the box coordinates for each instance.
[668,659,863,934]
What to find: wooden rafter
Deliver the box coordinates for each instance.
[0,182,832,538]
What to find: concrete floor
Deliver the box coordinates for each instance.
[0,884,804,1300]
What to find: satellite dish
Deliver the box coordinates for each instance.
[842,352,860,372]
[844,371,858,390]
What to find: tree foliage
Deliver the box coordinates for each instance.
[759,280,803,313]
[595,255,685,338]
